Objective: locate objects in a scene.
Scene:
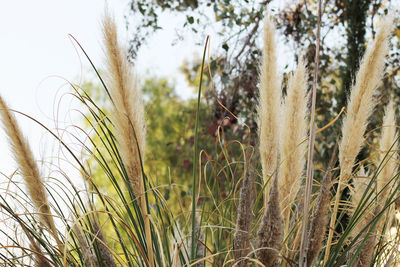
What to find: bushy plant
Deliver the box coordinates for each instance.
[0,7,399,267]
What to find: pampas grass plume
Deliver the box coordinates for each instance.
[102,11,154,266]
[73,223,97,267]
[339,16,393,183]
[233,152,255,266]
[92,219,117,267]
[256,167,283,266]
[306,148,337,266]
[325,14,394,262]
[0,95,64,252]
[350,166,375,236]
[279,58,308,226]
[102,12,146,197]
[258,16,282,202]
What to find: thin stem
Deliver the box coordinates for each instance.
[299,0,322,266]
[191,36,209,263]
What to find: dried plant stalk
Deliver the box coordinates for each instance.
[73,223,97,267]
[355,229,377,267]
[102,12,153,266]
[299,0,322,263]
[306,147,337,266]
[233,151,255,266]
[279,59,308,232]
[92,219,117,267]
[258,16,282,203]
[0,96,64,253]
[256,165,283,266]
[325,14,394,263]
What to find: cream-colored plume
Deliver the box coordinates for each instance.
[278,58,308,227]
[102,12,146,196]
[325,14,394,262]
[102,11,153,266]
[258,16,282,202]
[339,15,394,185]
[0,96,64,252]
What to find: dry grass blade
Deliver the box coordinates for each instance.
[258,15,281,204]
[256,163,283,266]
[0,95,64,253]
[325,14,394,263]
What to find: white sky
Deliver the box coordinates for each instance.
[0,0,199,175]
[0,0,294,183]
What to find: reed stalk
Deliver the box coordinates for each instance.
[299,0,322,265]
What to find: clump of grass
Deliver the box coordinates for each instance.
[102,11,153,266]
[325,14,394,263]
[0,6,399,267]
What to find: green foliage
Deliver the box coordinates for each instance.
[127,0,400,169]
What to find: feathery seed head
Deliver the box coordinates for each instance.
[279,58,308,221]
[258,16,282,201]
[103,12,146,197]
[339,15,394,181]
[256,168,283,266]
[0,95,63,252]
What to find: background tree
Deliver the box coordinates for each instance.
[126,0,399,167]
